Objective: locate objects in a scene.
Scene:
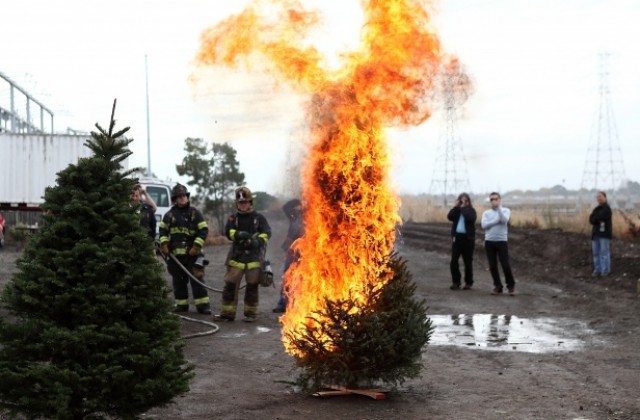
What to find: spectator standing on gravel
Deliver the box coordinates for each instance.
[447,192,477,290]
[273,199,304,313]
[588,191,612,277]
[481,192,516,296]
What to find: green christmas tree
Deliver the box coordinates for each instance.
[0,103,193,419]
[286,253,433,392]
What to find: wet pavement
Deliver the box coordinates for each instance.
[429,314,597,353]
[212,314,597,354]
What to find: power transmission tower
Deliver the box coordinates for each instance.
[429,60,472,207]
[580,53,628,207]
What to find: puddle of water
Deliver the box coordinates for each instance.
[429,314,596,353]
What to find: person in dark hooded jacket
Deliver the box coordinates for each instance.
[589,191,612,277]
[272,199,304,313]
[447,192,477,290]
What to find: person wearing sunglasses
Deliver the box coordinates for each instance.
[481,192,516,296]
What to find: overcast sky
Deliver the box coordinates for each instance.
[2,0,639,195]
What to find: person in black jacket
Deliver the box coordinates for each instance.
[588,191,612,277]
[159,184,211,314]
[272,199,304,313]
[447,192,477,290]
[130,184,157,240]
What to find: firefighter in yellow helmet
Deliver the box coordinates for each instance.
[215,186,271,322]
[158,184,211,314]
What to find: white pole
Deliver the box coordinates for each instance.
[145,54,152,177]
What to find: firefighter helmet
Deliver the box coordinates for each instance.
[235,187,253,203]
[171,183,190,201]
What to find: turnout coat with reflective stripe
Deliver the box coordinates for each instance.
[158,204,208,256]
[225,211,271,268]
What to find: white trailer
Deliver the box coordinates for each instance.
[0,133,94,210]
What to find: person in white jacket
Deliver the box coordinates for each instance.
[481,192,516,296]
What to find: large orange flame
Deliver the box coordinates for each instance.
[196,0,447,355]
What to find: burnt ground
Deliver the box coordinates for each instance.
[1,216,639,420]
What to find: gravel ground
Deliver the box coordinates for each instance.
[1,218,639,419]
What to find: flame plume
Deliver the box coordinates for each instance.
[196,0,447,355]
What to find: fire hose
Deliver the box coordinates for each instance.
[153,240,273,338]
[174,313,219,339]
[153,241,227,339]
[153,241,244,293]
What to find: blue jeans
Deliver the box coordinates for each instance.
[591,237,611,274]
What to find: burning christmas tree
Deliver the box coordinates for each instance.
[195,0,454,390]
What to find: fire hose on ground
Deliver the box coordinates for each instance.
[154,241,227,339]
[154,241,244,294]
[153,241,273,339]
[174,313,219,339]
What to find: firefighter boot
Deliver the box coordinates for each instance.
[196,303,212,315]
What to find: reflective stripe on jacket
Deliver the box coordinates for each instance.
[224,211,271,266]
[159,204,208,255]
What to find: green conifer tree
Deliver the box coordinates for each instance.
[286,253,433,392]
[0,103,193,419]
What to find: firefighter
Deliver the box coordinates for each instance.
[215,186,271,322]
[159,183,211,314]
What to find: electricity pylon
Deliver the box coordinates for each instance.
[429,60,472,207]
[580,53,628,207]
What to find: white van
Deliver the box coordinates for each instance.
[138,177,173,239]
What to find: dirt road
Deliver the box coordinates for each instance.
[1,218,639,419]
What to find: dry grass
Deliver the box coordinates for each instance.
[617,210,640,239]
[398,195,640,240]
[398,195,449,224]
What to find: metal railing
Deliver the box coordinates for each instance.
[0,71,53,134]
